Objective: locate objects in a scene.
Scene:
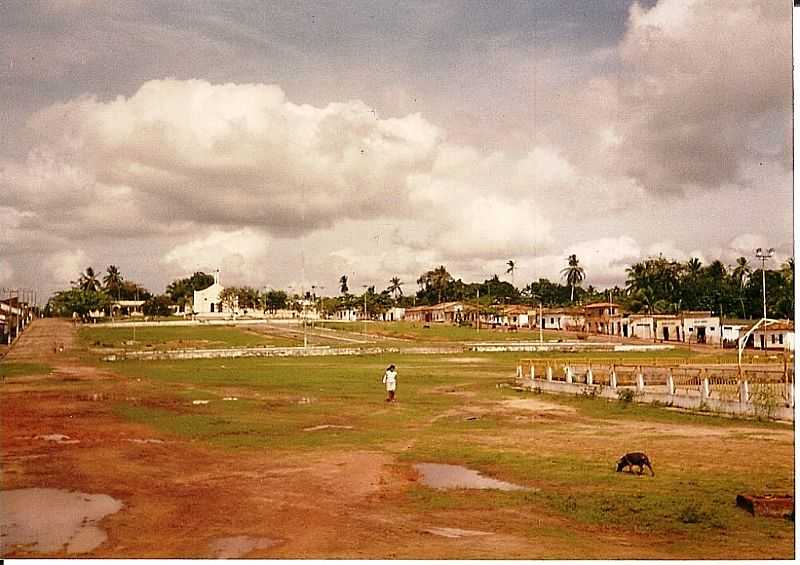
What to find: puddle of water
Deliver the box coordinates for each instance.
[192,400,210,405]
[222,397,238,401]
[35,434,80,445]
[303,424,354,432]
[424,527,492,538]
[208,536,279,558]
[414,463,528,491]
[124,438,165,444]
[0,488,123,554]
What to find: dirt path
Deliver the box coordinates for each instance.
[2,319,790,558]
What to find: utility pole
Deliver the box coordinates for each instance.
[361,284,368,335]
[753,247,775,351]
[476,288,480,331]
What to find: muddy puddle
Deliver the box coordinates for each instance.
[414,463,528,491]
[1,488,123,554]
[208,535,279,558]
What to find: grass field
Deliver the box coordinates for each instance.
[318,320,577,342]
[79,324,299,350]
[3,319,794,558]
[107,351,794,550]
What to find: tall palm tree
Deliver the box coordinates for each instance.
[506,260,516,288]
[339,275,349,295]
[103,265,124,300]
[77,267,100,292]
[731,257,751,318]
[388,276,403,300]
[686,257,702,277]
[561,254,585,303]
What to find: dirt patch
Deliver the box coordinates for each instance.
[423,527,493,538]
[208,535,281,558]
[445,357,489,364]
[501,398,577,414]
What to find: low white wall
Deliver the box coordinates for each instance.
[520,377,794,422]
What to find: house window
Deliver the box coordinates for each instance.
[771,334,776,344]
[710,327,715,331]
[550,317,555,324]
[779,334,784,344]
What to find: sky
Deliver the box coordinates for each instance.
[0,0,793,302]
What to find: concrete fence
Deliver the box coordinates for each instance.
[515,359,794,422]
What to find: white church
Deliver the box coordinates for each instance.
[193,270,236,317]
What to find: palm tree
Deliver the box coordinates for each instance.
[103,265,124,300]
[339,275,349,295]
[506,260,516,288]
[686,257,702,277]
[561,254,585,303]
[731,257,751,318]
[388,276,403,300]
[76,267,100,292]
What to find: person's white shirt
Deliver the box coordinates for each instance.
[383,369,397,390]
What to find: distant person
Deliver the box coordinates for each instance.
[382,364,398,402]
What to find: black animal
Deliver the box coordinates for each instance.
[616,452,654,476]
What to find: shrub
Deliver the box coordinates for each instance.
[617,388,637,405]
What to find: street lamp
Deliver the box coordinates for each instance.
[755,247,774,321]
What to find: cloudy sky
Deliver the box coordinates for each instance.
[0,0,793,301]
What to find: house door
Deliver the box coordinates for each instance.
[623,324,628,337]
[663,326,670,341]
[760,335,766,349]
[696,326,706,344]
[210,303,215,313]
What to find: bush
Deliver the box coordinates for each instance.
[616,388,637,405]
[751,384,780,419]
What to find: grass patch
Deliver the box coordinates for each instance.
[80,325,297,350]
[0,362,52,379]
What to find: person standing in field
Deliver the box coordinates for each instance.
[382,364,398,402]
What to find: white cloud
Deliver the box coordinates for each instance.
[162,228,271,285]
[45,249,87,286]
[728,233,769,257]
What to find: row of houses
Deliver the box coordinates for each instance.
[402,301,794,350]
[1,296,34,346]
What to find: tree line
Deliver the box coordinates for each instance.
[46,253,794,321]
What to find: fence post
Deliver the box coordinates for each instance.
[586,366,593,386]
[565,365,573,384]
[610,365,617,389]
[547,363,553,382]
[516,363,522,379]
[667,368,675,396]
[788,381,795,408]
[530,362,535,381]
[739,379,749,405]
[636,367,645,393]
[701,369,710,400]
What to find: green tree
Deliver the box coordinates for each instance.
[561,254,585,303]
[48,288,109,321]
[506,260,516,288]
[339,275,349,295]
[387,276,403,300]
[142,295,172,317]
[74,267,100,292]
[103,265,124,300]
[264,290,288,313]
[731,257,752,318]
